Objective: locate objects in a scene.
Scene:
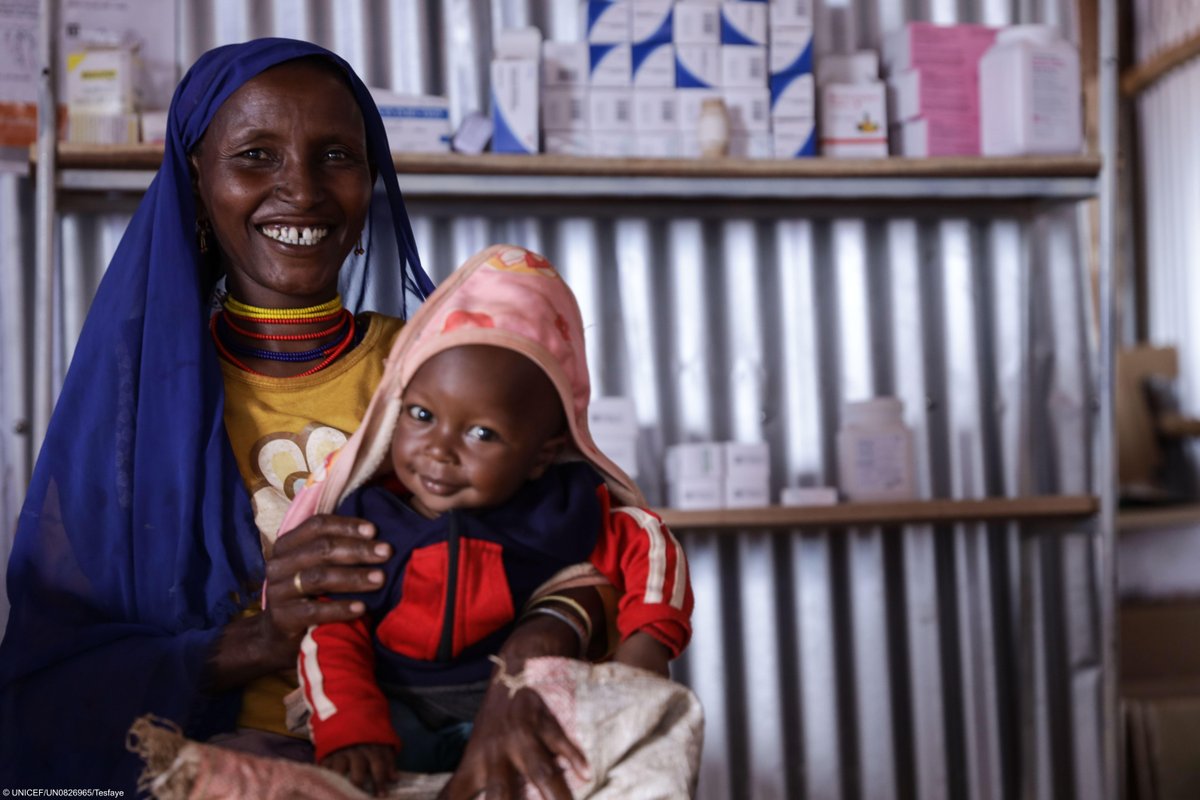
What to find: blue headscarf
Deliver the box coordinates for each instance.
[0,39,432,789]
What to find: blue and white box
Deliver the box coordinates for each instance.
[544,130,590,155]
[632,0,673,44]
[769,0,813,27]
[370,90,452,153]
[582,1,631,43]
[720,2,768,46]
[490,60,540,154]
[589,43,633,86]
[721,87,770,132]
[588,87,634,130]
[590,131,638,156]
[673,2,720,44]
[770,69,814,119]
[773,116,817,157]
[676,44,721,88]
[634,133,687,158]
[633,89,678,131]
[632,41,675,87]
[542,41,589,86]
[541,86,590,131]
[676,87,721,131]
[720,44,767,87]
[768,25,814,74]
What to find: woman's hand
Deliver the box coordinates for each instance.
[204,514,391,691]
[322,743,398,797]
[439,587,604,800]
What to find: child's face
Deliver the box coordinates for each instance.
[392,345,567,518]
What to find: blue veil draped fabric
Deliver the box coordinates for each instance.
[0,39,432,789]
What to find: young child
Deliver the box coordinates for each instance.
[278,245,694,792]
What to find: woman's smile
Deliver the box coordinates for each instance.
[257,223,330,246]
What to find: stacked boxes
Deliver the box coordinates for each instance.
[588,397,640,480]
[541,41,590,155]
[492,28,542,153]
[632,1,678,156]
[719,2,770,158]
[768,0,816,157]
[666,441,771,509]
[883,22,997,156]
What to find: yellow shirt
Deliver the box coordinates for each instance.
[220,312,404,736]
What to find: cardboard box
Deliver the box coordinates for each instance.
[544,130,591,155]
[588,396,638,440]
[723,441,770,475]
[589,42,633,86]
[371,90,452,154]
[66,47,139,114]
[541,86,590,132]
[666,442,725,481]
[676,44,721,88]
[582,0,632,43]
[632,41,676,87]
[632,0,674,44]
[819,82,888,157]
[490,59,540,154]
[542,41,590,86]
[673,2,720,44]
[719,2,768,45]
[721,86,770,133]
[769,0,813,27]
[888,67,978,122]
[773,117,817,157]
[634,88,679,131]
[588,87,635,130]
[668,476,723,510]
[724,473,770,508]
[770,69,814,119]
[882,22,996,76]
[768,25,814,74]
[721,45,768,87]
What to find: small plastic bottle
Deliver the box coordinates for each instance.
[979,25,1082,156]
[697,98,731,158]
[836,397,917,502]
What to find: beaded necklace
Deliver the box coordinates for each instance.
[211,295,357,377]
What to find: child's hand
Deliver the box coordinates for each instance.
[322,743,398,797]
[613,632,671,677]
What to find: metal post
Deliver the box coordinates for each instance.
[33,0,57,454]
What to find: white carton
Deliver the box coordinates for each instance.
[723,441,770,475]
[589,43,633,86]
[634,88,679,131]
[590,131,639,156]
[490,59,540,154]
[582,0,632,43]
[66,47,139,114]
[673,2,720,45]
[818,51,880,85]
[67,112,139,145]
[780,486,838,506]
[633,133,686,158]
[632,0,674,44]
[541,86,590,131]
[597,436,640,478]
[720,45,768,87]
[495,27,543,60]
[588,396,639,440]
[723,473,770,508]
[675,44,722,88]
[819,82,888,157]
[888,68,978,123]
[675,87,722,131]
[666,442,725,481]
[588,87,635,130]
[721,86,770,133]
[668,476,723,510]
[720,2,768,45]
[729,133,773,159]
[542,41,590,86]
[632,41,676,87]
[371,90,452,154]
[544,130,591,155]
[773,116,817,157]
[139,109,168,143]
[769,0,813,27]
[768,25,814,74]
[769,69,814,119]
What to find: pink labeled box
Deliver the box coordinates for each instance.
[888,68,980,123]
[882,22,996,76]
[891,114,980,157]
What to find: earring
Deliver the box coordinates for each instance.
[354,236,365,256]
[196,220,211,255]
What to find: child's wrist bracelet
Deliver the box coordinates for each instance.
[527,594,594,645]
[520,606,588,657]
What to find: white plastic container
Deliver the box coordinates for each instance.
[836,397,917,502]
[978,25,1081,156]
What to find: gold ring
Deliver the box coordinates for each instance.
[293,571,305,596]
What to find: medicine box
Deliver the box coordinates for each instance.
[773,117,817,157]
[676,44,721,88]
[634,88,679,131]
[770,69,815,119]
[728,133,773,158]
[819,82,888,158]
[590,43,633,86]
[542,41,590,86]
[371,90,452,154]
[632,41,676,87]
[66,47,140,114]
[720,45,768,87]
[723,473,770,508]
[888,67,979,122]
[634,133,687,158]
[769,0,813,27]
[723,441,770,475]
[780,486,838,506]
[588,396,638,440]
[495,27,543,61]
[632,0,674,44]
[676,87,722,131]
[882,22,996,76]
[666,442,724,481]
[891,115,980,157]
[590,131,639,156]
[668,476,723,510]
[720,2,768,46]
[588,87,635,130]
[541,86,590,132]
[673,2,720,44]
[768,25,814,75]
[490,60,540,154]
[721,87,770,133]
[544,130,591,155]
[583,0,632,43]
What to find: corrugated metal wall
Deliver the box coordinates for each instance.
[0,1,1109,797]
[1134,0,1200,420]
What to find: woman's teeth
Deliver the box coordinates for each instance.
[258,225,329,246]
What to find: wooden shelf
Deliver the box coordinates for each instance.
[1119,504,1200,532]
[33,144,1102,201]
[655,494,1099,531]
